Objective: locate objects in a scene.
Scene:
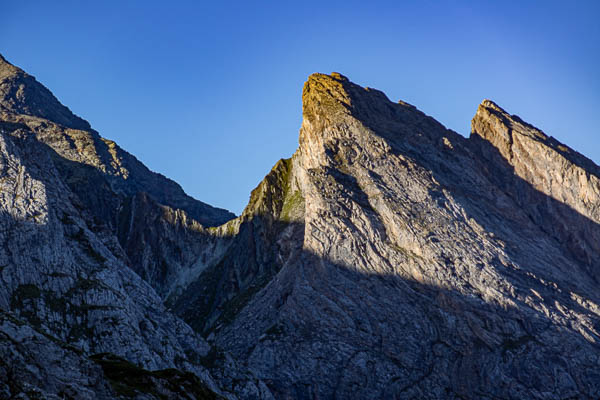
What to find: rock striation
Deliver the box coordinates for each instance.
[1,53,600,399]
[471,100,600,270]
[0,54,264,399]
[172,73,600,399]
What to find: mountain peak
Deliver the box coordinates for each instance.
[472,98,553,164]
[301,73,393,128]
[302,73,353,126]
[0,54,91,130]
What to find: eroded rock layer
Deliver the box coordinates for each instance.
[182,73,600,399]
[1,52,599,400]
[0,54,265,399]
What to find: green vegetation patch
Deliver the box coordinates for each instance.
[245,157,294,218]
[280,189,304,222]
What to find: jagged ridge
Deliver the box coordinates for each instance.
[188,72,600,399]
[2,55,600,400]
[0,54,265,399]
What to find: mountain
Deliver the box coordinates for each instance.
[1,55,599,399]
[170,73,600,399]
[0,54,265,399]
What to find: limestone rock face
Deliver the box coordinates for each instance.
[2,51,600,400]
[0,54,91,130]
[471,100,600,270]
[0,54,258,399]
[179,73,600,399]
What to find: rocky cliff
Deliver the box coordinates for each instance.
[173,73,600,399]
[0,54,267,399]
[1,54,599,399]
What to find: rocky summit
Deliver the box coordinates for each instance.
[0,55,599,400]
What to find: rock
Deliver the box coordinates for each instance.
[0,54,266,399]
[187,73,600,399]
[2,51,600,399]
[471,99,600,270]
[0,310,114,399]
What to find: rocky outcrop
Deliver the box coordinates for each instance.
[2,51,600,399]
[0,54,263,398]
[180,73,600,399]
[0,54,233,229]
[471,100,600,271]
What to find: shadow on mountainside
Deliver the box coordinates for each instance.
[323,73,600,279]
[360,105,600,323]
[393,127,600,308]
[3,99,600,399]
[199,82,600,397]
[212,244,600,399]
[468,134,600,272]
[330,80,600,303]
[182,156,600,397]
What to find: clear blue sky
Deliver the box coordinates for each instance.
[1,1,599,215]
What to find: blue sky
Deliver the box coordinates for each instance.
[2,1,599,215]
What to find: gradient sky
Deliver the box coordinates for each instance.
[1,1,599,215]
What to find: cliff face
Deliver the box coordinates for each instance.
[0,55,267,399]
[471,100,600,269]
[1,53,600,400]
[174,73,600,399]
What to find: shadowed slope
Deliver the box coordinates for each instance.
[180,73,600,399]
[2,56,600,399]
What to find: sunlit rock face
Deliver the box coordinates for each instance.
[1,50,600,400]
[180,73,600,399]
[471,99,600,269]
